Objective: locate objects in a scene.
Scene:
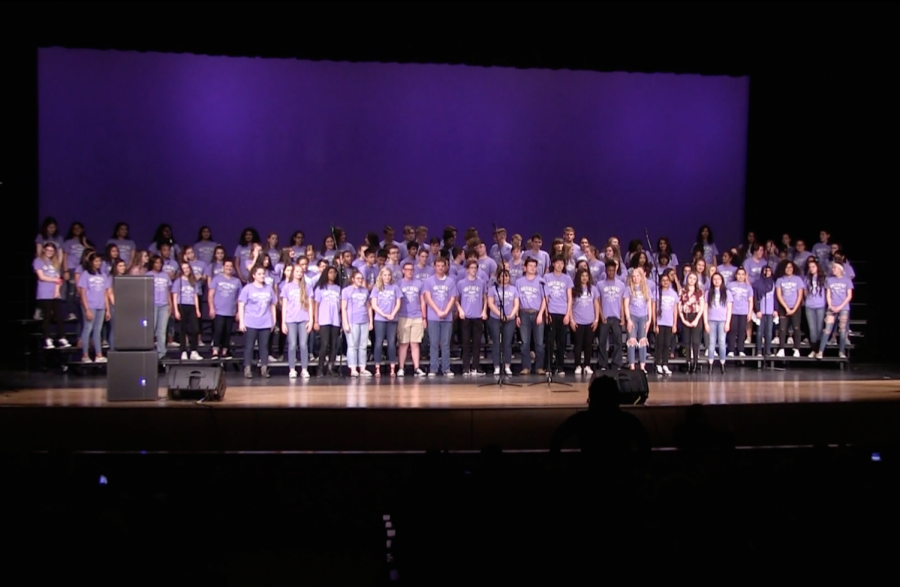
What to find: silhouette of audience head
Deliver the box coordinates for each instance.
[588,375,621,411]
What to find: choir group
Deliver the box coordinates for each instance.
[31,218,855,378]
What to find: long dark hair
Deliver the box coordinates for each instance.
[196,225,214,242]
[806,258,826,294]
[238,227,260,247]
[111,222,129,239]
[84,252,101,275]
[39,216,58,239]
[657,237,674,258]
[315,266,338,290]
[104,243,120,263]
[707,273,727,306]
[572,268,591,298]
[773,259,798,280]
[695,224,715,245]
[151,224,175,248]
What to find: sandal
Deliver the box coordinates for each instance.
[374,367,381,377]
[389,365,396,378]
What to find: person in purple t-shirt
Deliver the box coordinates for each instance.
[704,273,732,373]
[396,261,427,377]
[33,242,70,349]
[234,227,261,284]
[545,256,574,376]
[77,252,111,363]
[281,261,314,378]
[624,267,654,372]
[145,256,173,359]
[726,267,754,358]
[341,271,373,377]
[455,260,487,376]
[208,260,242,359]
[370,266,402,377]
[570,268,600,376]
[172,262,202,361]
[817,263,854,359]
[654,273,679,376]
[515,257,547,375]
[423,257,459,376]
[597,259,626,371]
[774,260,806,358]
[313,266,342,377]
[487,269,520,376]
[693,225,719,268]
[238,266,277,378]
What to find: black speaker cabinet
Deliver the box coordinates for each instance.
[113,276,155,351]
[107,350,159,401]
[167,365,226,401]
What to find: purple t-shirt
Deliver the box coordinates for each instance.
[477,257,498,282]
[726,282,753,315]
[457,277,487,319]
[414,265,435,283]
[508,259,524,283]
[397,279,424,319]
[776,275,805,309]
[522,250,551,276]
[33,257,61,300]
[63,238,87,271]
[160,256,179,279]
[489,285,519,320]
[657,287,679,328]
[544,273,574,315]
[77,271,110,310]
[812,243,831,266]
[266,248,281,267]
[193,241,219,265]
[234,245,253,280]
[805,277,827,309]
[716,264,737,285]
[210,274,241,316]
[515,276,545,312]
[314,284,342,327]
[624,285,652,318]
[423,275,458,322]
[826,276,853,309]
[698,241,719,266]
[490,242,512,266]
[107,239,136,264]
[190,260,208,294]
[597,279,625,320]
[793,251,813,272]
[371,284,401,323]
[238,283,275,329]
[587,260,604,283]
[208,261,226,279]
[743,257,768,284]
[147,270,172,307]
[171,276,198,306]
[280,281,311,323]
[342,286,371,324]
[707,289,732,322]
[572,285,599,325]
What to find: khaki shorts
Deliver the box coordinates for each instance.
[397,317,424,344]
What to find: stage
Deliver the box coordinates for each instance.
[2,364,900,453]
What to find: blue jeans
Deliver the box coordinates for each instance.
[805,306,826,347]
[80,307,105,357]
[707,320,726,361]
[154,305,170,359]
[488,317,516,367]
[820,308,850,353]
[428,320,453,374]
[373,321,398,366]
[347,323,369,369]
[518,311,545,371]
[108,305,116,351]
[627,314,649,365]
[286,321,309,370]
[756,314,774,356]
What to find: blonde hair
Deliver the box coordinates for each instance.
[629,267,651,302]
[292,263,309,306]
[375,266,392,291]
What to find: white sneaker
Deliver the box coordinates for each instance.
[94,356,107,364]
[168,341,180,348]
[181,351,188,360]
[574,366,583,375]
[727,352,734,358]
[494,367,501,375]
[57,338,71,348]
[445,371,454,377]
[839,351,847,359]
[463,370,471,377]
[350,370,359,377]
[190,351,202,361]
[44,338,55,349]
[772,337,780,345]
[656,365,663,374]
[738,352,746,357]
[662,366,672,375]
[268,355,279,363]
[787,337,794,345]
[427,372,436,378]
[744,336,752,345]
[555,370,565,377]
[197,340,206,347]
[397,369,405,377]
[815,351,823,360]
[475,370,485,377]
[289,369,297,378]
[361,369,373,377]
[415,368,427,377]
[34,309,43,320]
[81,356,93,363]
[504,366,513,376]
[66,313,77,321]
[584,366,593,375]
[808,350,816,358]
[792,349,800,358]
[776,349,785,357]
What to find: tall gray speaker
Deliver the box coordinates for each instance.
[107,350,159,401]
[113,275,155,350]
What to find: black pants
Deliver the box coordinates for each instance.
[727,314,748,354]
[682,312,701,361]
[460,318,485,372]
[177,304,198,353]
[598,317,623,369]
[270,307,285,356]
[656,327,673,367]
[39,299,64,340]
[212,315,235,354]
[318,325,341,371]
[778,304,802,350]
[243,327,271,369]
[548,313,567,371]
[572,324,594,367]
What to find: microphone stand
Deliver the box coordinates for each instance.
[331,224,347,378]
[527,279,574,392]
[479,281,521,388]
[644,229,662,372]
